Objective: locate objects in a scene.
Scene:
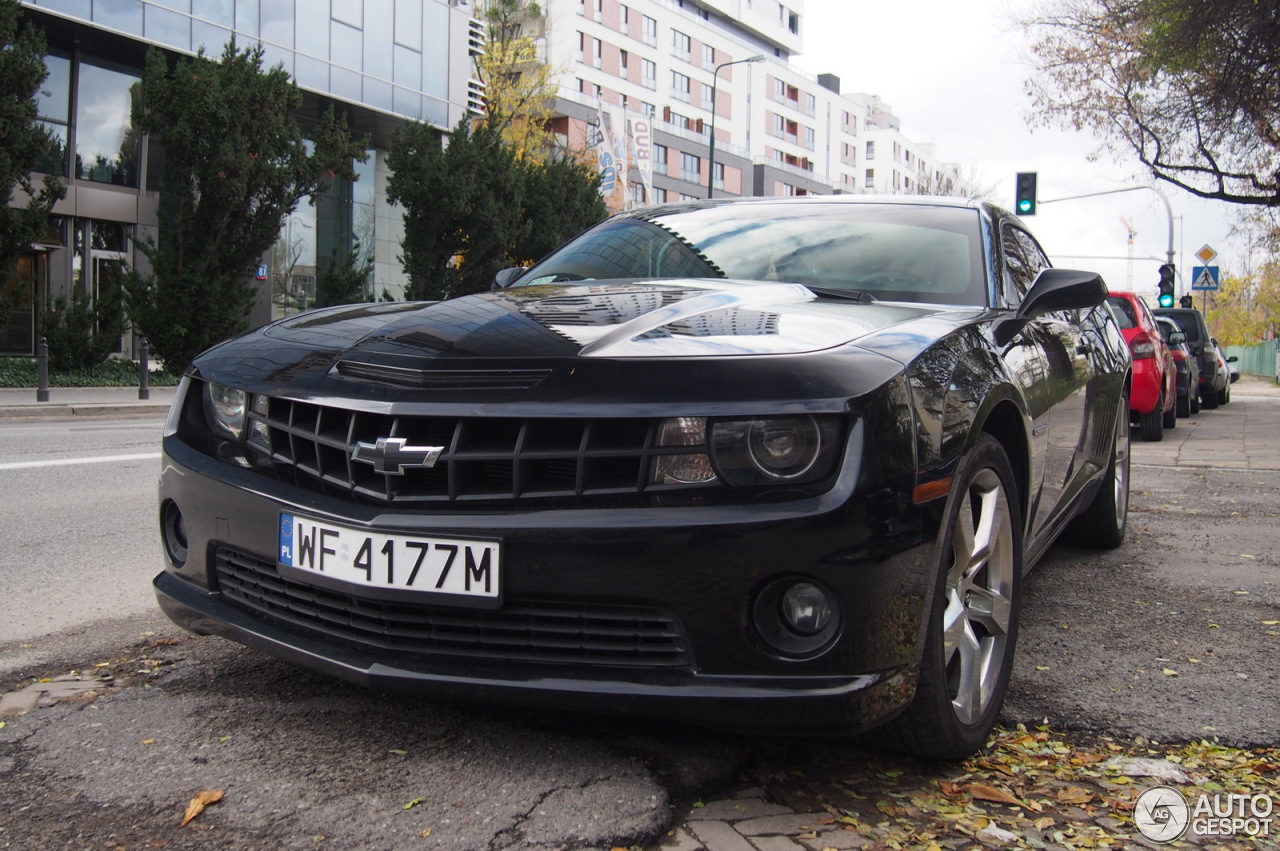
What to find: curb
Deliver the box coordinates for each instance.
[0,403,172,420]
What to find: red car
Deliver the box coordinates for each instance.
[1107,292,1177,440]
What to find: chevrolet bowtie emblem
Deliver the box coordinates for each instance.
[351,437,445,475]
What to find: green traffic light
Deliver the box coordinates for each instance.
[1158,294,1174,308]
[1018,200,1032,213]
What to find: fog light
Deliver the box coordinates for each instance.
[779,582,832,636]
[161,500,188,567]
[752,577,841,659]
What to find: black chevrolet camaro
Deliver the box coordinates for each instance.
[154,196,1131,758]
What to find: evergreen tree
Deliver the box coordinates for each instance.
[0,0,66,332]
[314,242,372,308]
[125,41,368,371]
[387,117,527,301]
[513,156,606,264]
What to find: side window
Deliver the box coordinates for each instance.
[1002,225,1051,306]
[1001,225,1034,303]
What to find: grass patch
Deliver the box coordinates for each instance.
[0,357,180,389]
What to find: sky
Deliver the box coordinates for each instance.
[795,0,1247,299]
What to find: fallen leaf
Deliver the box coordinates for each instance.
[1035,665,1051,671]
[180,789,225,827]
[1162,669,1178,676]
[403,797,426,811]
[1057,787,1094,804]
[1034,816,1055,830]
[965,782,1027,809]
[1262,621,1280,626]
[140,739,156,745]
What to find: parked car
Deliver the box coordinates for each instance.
[1153,307,1223,409]
[153,197,1131,760]
[1107,292,1177,439]
[1209,337,1240,406]
[1154,315,1200,417]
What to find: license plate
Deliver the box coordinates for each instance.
[278,513,500,601]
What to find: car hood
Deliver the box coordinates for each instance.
[258,280,947,361]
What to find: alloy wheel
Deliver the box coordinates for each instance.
[942,468,1016,726]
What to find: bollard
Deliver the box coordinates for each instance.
[138,337,150,400]
[36,336,50,402]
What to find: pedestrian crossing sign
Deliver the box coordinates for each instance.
[1191,265,1220,291]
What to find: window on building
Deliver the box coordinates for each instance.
[653,143,669,175]
[711,161,725,190]
[804,127,815,151]
[671,71,691,102]
[642,15,657,46]
[576,31,585,62]
[76,57,141,187]
[702,83,715,111]
[593,37,602,67]
[865,141,875,160]
[703,44,715,68]
[805,93,816,117]
[619,5,629,34]
[35,51,71,176]
[619,49,629,75]
[865,168,875,188]
[672,29,691,60]
[679,151,701,183]
[642,58,657,89]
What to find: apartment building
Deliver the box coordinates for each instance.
[534,0,957,207]
[3,0,479,357]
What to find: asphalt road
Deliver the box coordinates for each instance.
[0,386,1277,850]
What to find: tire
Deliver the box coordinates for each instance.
[1138,395,1164,441]
[1162,396,1177,429]
[1219,381,1230,406]
[1201,387,1218,409]
[1190,387,1201,414]
[875,435,1022,760]
[1062,391,1130,549]
[1177,389,1191,419]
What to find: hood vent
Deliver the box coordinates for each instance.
[334,361,551,390]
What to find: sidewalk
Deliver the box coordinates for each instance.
[0,385,177,420]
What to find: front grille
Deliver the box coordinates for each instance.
[248,398,673,505]
[213,547,692,668]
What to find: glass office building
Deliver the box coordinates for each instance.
[3,0,482,358]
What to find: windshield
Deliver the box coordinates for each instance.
[515,202,988,306]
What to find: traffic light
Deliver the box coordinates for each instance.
[1158,264,1175,308]
[1015,172,1037,215]
[1179,294,1193,308]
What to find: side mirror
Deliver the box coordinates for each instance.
[492,267,525,290]
[1227,355,1238,363]
[1168,331,1186,345]
[1017,268,1108,319]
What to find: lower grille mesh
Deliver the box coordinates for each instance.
[213,547,691,668]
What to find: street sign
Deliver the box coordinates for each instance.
[1195,244,1218,264]
[1191,265,1220,291]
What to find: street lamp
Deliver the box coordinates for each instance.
[706,54,765,199]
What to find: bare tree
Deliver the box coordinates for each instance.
[1023,0,1280,206]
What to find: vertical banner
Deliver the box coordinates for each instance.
[594,104,629,212]
[628,111,653,207]
[607,105,629,208]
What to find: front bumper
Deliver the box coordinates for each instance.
[154,431,939,735]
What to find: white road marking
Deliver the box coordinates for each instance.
[0,452,161,471]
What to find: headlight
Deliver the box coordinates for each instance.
[711,415,839,485]
[204,382,247,440]
[650,414,843,489]
[652,417,717,484]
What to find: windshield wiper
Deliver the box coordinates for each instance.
[805,286,878,303]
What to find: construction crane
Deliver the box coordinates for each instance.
[1120,217,1137,289]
